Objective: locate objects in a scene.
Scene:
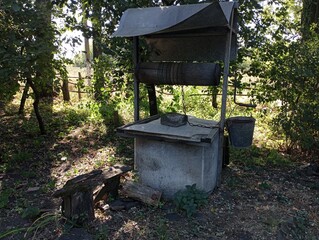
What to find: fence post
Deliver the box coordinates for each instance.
[78,72,82,100]
[62,77,70,102]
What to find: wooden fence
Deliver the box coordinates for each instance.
[62,72,91,101]
[18,72,91,103]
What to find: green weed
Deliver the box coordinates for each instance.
[230,146,291,167]
[278,211,312,239]
[12,151,33,163]
[0,211,66,240]
[155,218,168,240]
[94,225,109,240]
[22,206,41,220]
[21,170,37,178]
[107,155,117,165]
[225,176,243,189]
[81,147,89,154]
[258,181,272,190]
[3,151,33,171]
[173,184,208,217]
[0,188,12,209]
[94,159,106,168]
[42,179,56,193]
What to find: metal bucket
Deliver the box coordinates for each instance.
[226,117,255,148]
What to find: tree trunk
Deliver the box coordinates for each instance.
[19,82,30,114]
[33,93,46,135]
[83,16,92,86]
[92,0,104,101]
[35,0,54,102]
[301,0,319,38]
[26,76,46,135]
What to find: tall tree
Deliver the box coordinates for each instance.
[0,0,68,134]
[91,0,104,101]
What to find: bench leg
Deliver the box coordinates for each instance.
[94,176,120,203]
[62,190,94,225]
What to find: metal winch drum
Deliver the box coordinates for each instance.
[136,62,221,86]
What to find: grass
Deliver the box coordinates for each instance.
[230,145,292,168]
[0,189,12,209]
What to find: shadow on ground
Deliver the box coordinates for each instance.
[0,102,318,240]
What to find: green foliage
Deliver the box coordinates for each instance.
[0,188,12,209]
[21,206,41,220]
[258,181,272,190]
[155,218,168,240]
[94,225,109,240]
[50,103,97,135]
[0,211,66,239]
[278,210,313,239]
[1,151,33,172]
[230,146,291,167]
[0,0,61,89]
[173,184,208,217]
[73,49,92,68]
[242,0,319,154]
[256,32,319,152]
[225,176,244,189]
[42,179,57,193]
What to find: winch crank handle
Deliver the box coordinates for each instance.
[233,83,257,108]
[234,100,257,108]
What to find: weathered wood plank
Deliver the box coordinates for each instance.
[122,181,162,207]
[53,170,102,198]
[53,165,132,198]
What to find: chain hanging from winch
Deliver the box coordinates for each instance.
[181,85,218,129]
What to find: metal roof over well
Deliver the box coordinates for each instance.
[113,2,237,37]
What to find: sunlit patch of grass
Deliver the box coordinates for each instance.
[94,159,107,169]
[230,145,292,167]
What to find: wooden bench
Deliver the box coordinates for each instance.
[53,164,131,225]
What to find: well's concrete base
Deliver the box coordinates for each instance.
[134,136,219,199]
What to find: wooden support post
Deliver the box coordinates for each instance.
[94,165,132,203]
[62,190,94,224]
[146,84,158,116]
[94,176,120,203]
[53,170,101,225]
[133,37,140,121]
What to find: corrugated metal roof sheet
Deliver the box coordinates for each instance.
[113,2,236,37]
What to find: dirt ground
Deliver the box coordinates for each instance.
[0,107,318,240]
